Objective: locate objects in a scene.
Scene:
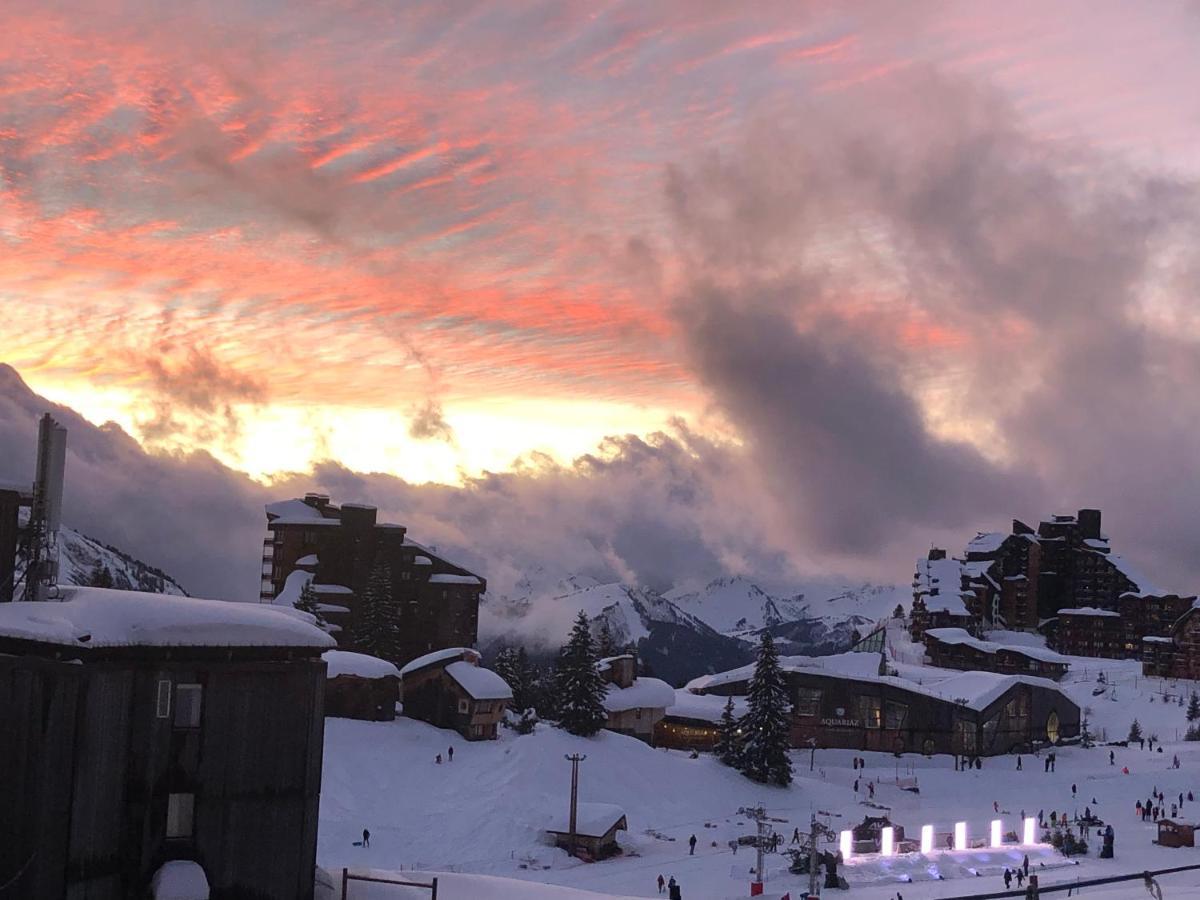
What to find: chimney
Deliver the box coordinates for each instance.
[1078,509,1101,540]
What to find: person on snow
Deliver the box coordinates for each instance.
[657,874,665,894]
[853,778,860,794]
[1016,756,1023,771]
[1137,801,1144,819]
[448,746,454,762]
[1016,869,1024,888]
[1110,750,1116,766]
[435,753,442,764]
[362,828,370,848]
[1003,869,1012,889]
[1023,854,1030,876]
[792,828,801,844]
[1189,791,1195,802]
[688,834,697,855]
[1072,783,1077,798]
[868,782,875,800]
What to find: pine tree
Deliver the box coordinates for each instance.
[352,561,402,662]
[715,697,742,767]
[1128,718,1143,743]
[555,611,610,736]
[1187,692,1200,723]
[87,562,114,588]
[738,632,793,786]
[294,579,326,627]
[597,619,618,659]
[494,646,535,712]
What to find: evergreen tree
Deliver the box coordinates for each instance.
[1080,713,1094,749]
[738,632,793,786]
[494,646,535,712]
[294,579,326,627]
[1128,718,1143,743]
[532,663,562,720]
[1187,692,1200,723]
[352,561,402,662]
[892,604,905,620]
[596,619,618,659]
[715,697,742,767]
[555,611,610,736]
[86,562,114,588]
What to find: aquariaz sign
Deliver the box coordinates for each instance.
[821,717,860,728]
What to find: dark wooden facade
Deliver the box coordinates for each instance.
[697,669,1078,757]
[1053,609,1125,658]
[400,653,509,741]
[325,673,400,721]
[1142,606,1200,680]
[262,495,484,667]
[0,485,31,603]
[0,640,326,900]
[923,631,1068,681]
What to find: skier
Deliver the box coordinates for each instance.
[362,828,370,848]
[657,874,665,894]
[1189,792,1194,802]
[688,834,697,855]
[1140,738,1146,750]
[1149,738,1155,752]
[1174,755,1180,769]
[668,876,680,900]
[448,745,454,762]
[729,839,738,854]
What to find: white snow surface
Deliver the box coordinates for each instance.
[1059,607,1121,617]
[546,802,627,838]
[272,569,312,608]
[445,661,513,700]
[150,861,210,900]
[429,574,482,585]
[926,627,1069,664]
[665,689,748,723]
[601,677,675,712]
[0,586,334,648]
[400,647,480,677]
[296,554,319,566]
[323,650,401,680]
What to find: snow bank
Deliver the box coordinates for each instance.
[446,661,512,700]
[151,861,210,900]
[400,647,479,677]
[602,677,674,712]
[324,650,402,680]
[546,802,626,838]
[273,569,312,608]
[0,586,334,649]
[296,554,319,566]
[343,870,638,899]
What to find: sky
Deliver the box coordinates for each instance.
[3,1,1200,601]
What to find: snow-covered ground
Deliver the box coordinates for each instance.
[320,623,1200,898]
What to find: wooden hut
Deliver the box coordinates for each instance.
[546,803,628,860]
[322,650,401,721]
[1156,820,1196,848]
[399,647,512,740]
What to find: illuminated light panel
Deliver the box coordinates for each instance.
[881,826,894,857]
[1023,817,1037,845]
[954,822,967,851]
[920,824,933,854]
[990,819,1002,848]
[840,829,853,861]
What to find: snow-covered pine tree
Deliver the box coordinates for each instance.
[555,611,610,736]
[738,632,793,786]
[87,562,114,588]
[715,696,742,767]
[352,561,402,662]
[597,619,618,659]
[494,646,534,711]
[1128,718,1143,743]
[1187,692,1200,723]
[294,579,326,627]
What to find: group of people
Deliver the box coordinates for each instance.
[853,777,876,799]
[434,745,455,765]
[1137,786,1194,822]
[1001,856,1031,890]
[655,874,683,898]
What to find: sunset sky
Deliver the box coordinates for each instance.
[4,1,1200,598]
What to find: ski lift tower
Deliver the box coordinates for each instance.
[21,413,67,602]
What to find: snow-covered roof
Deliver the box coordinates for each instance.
[151,860,210,900]
[914,556,964,598]
[323,650,401,680]
[1084,538,1109,550]
[926,628,1069,665]
[602,676,674,713]
[270,517,341,527]
[400,646,480,677]
[272,570,312,609]
[966,532,1006,555]
[265,498,326,521]
[547,802,627,838]
[961,559,996,579]
[686,650,882,692]
[1143,636,1175,644]
[414,555,433,566]
[666,689,748,723]
[296,554,319,566]
[312,583,353,595]
[1058,607,1120,618]
[429,574,482,585]
[0,586,335,650]
[446,660,512,700]
[598,654,635,669]
[1104,554,1161,595]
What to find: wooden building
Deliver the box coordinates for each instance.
[322,650,401,721]
[1141,602,1200,680]
[546,803,627,860]
[0,586,333,900]
[1156,820,1196,848]
[598,654,674,743]
[654,690,748,751]
[923,628,1069,681]
[261,495,485,667]
[688,651,1079,757]
[0,482,32,603]
[1053,607,1126,658]
[399,647,512,740]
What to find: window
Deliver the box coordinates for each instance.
[166,793,194,839]
[156,680,172,718]
[1046,710,1061,744]
[884,701,908,730]
[794,688,822,718]
[857,696,882,729]
[174,684,203,728]
[401,570,411,581]
[458,698,470,714]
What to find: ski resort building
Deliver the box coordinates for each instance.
[261,494,485,667]
[655,690,749,751]
[687,651,1079,757]
[597,654,674,743]
[399,647,512,740]
[0,586,333,900]
[323,650,402,721]
[923,628,1070,680]
[546,803,628,860]
[1140,601,1200,680]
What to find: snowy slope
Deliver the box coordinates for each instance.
[56,524,188,596]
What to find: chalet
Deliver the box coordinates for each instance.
[261,495,485,667]
[1141,602,1200,680]
[546,803,627,860]
[597,654,674,743]
[688,651,1079,757]
[654,690,748,751]
[322,650,401,721]
[0,586,332,900]
[923,628,1069,681]
[399,647,512,740]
